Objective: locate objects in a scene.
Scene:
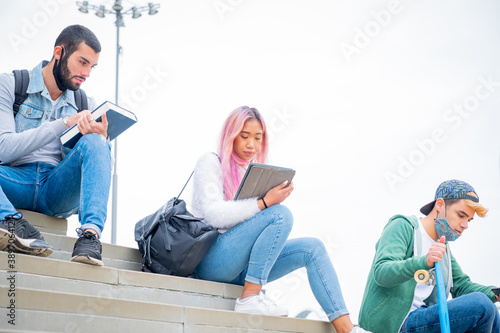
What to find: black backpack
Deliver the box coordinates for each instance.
[134,172,219,277]
[12,69,88,117]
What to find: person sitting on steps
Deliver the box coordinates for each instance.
[0,25,112,266]
[191,106,371,333]
[359,179,499,333]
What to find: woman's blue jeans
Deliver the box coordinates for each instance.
[195,205,350,322]
[0,134,111,237]
[400,292,500,332]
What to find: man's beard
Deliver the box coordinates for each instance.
[53,51,85,92]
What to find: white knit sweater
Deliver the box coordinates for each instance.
[190,152,260,233]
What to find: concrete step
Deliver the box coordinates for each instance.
[2,211,337,332]
[41,232,143,271]
[0,252,241,312]
[20,208,143,270]
[18,209,67,236]
[0,287,335,333]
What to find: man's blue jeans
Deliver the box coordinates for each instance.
[195,205,350,322]
[401,292,500,333]
[0,134,111,237]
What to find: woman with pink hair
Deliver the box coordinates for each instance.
[191,106,370,333]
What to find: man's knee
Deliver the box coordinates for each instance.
[468,292,497,317]
[53,206,79,219]
[76,134,110,153]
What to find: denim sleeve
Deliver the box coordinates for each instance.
[0,73,65,164]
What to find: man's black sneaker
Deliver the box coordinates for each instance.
[0,215,53,257]
[71,229,103,266]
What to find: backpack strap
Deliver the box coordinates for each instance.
[13,69,88,116]
[176,171,194,200]
[12,69,29,118]
[74,88,88,112]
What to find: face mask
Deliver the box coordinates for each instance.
[434,217,461,242]
[52,47,69,92]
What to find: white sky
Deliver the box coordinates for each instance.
[1,0,499,322]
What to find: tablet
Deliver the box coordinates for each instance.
[234,163,296,200]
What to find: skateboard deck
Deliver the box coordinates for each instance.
[414,262,451,333]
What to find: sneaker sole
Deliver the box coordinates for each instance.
[234,308,288,317]
[0,227,53,257]
[71,254,104,266]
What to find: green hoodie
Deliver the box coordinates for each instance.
[359,215,497,333]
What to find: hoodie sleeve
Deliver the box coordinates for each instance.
[191,152,260,231]
[372,215,431,288]
[450,252,498,302]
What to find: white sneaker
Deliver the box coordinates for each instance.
[234,292,288,317]
[350,327,372,333]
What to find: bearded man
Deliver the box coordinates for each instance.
[0,25,111,266]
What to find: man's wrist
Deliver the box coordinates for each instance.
[62,117,69,128]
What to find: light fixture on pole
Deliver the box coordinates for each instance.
[76,0,160,245]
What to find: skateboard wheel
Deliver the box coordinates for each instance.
[414,270,430,283]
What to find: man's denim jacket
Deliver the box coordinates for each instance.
[0,61,94,164]
[15,61,93,132]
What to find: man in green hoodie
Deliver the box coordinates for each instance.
[359,180,499,333]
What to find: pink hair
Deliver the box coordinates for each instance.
[218,106,268,200]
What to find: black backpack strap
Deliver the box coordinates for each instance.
[74,89,88,112]
[13,69,87,115]
[176,171,194,200]
[12,69,30,118]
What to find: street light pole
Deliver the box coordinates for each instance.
[76,0,160,244]
[112,9,121,246]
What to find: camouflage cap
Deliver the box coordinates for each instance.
[420,179,479,215]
